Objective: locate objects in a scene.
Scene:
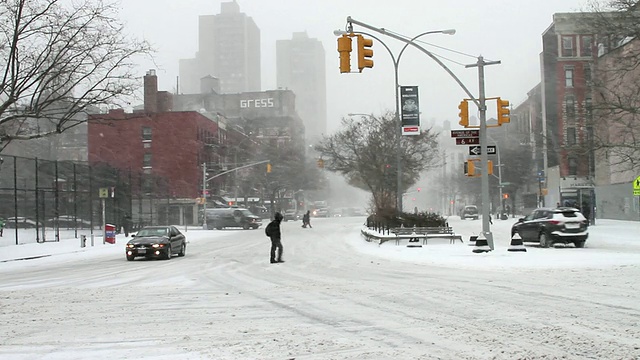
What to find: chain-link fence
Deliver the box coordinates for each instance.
[0,155,178,245]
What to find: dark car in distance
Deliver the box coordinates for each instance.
[283,209,300,222]
[461,205,479,220]
[203,208,261,230]
[125,225,186,261]
[511,207,589,248]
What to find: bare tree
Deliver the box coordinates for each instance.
[582,1,640,174]
[313,111,440,213]
[0,0,152,151]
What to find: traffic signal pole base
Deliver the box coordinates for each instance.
[484,231,494,250]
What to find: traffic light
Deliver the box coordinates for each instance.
[503,193,509,199]
[337,35,352,74]
[497,98,510,125]
[317,158,325,168]
[266,163,272,173]
[458,100,469,127]
[464,159,475,176]
[356,35,374,72]
[417,187,421,192]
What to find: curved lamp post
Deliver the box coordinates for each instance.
[335,28,454,214]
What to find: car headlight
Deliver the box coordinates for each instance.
[152,244,165,248]
[126,244,135,248]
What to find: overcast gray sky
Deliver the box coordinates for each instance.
[120,0,588,133]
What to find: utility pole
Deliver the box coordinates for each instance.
[202,162,207,230]
[466,56,500,250]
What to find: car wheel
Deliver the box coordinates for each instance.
[574,241,585,248]
[178,243,186,257]
[243,223,250,230]
[164,246,172,260]
[126,254,135,261]
[539,232,550,248]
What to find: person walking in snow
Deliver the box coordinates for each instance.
[265,212,284,264]
[302,210,312,228]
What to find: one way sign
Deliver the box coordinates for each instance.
[468,145,496,156]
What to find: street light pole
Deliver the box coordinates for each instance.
[336,26,454,214]
[344,17,501,250]
[202,162,207,230]
[466,56,500,250]
[488,135,503,218]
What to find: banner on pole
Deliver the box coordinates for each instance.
[400,86,420,136]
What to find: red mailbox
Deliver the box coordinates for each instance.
[105,224,116,244]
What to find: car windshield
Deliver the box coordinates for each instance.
[239,209,254,216]
[136,228,168,237]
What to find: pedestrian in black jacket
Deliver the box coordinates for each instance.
[302,210,312,228]
[265,212,284,264]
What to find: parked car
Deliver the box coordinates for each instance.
[283,209,300,222]
[203,208,261,230]
[461,205,479,220]
[3,217,41,229]
[47,215,93,229]
[125,225,186,261]
[511,207,589,248]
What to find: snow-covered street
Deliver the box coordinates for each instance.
[1,216,639,359]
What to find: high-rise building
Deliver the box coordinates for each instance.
[179,1,260,95]
[276,32,327,141]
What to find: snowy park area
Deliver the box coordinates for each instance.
[1,215,639,359]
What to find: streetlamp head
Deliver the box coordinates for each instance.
[442,29,456,35]
[333,29,348,36]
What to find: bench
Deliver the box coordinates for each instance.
[388,227,428,246]
[386,226,463,245]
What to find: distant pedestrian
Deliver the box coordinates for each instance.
[302,210,312,228]
[0,217,5,237]
[265,212,284,264]
[122,213,132,237]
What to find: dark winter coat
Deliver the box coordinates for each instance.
[265,214,282,240]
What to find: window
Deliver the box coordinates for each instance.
[143,153,152,168]
[584,64,592,84]
[562,36,575,57]
[581,35,593,57]
[585,97,593,120]
[142,127,152,141]
[567,127,577,145]
[568,156,578,175]
[565,67,574,88]
[565,96,575,118]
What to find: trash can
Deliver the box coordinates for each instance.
[105,224,116,244]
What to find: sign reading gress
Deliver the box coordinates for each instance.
[240,98,274,108]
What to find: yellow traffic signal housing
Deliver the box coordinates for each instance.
[497,98,510,125]
[356,35,374,72]
[458,100,469,127]
[464,159,475,176]
[465,159,493,177]
[337,35,352,74]
[266,163,272,173]
[317,158,325,168]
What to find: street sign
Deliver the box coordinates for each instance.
[634,175,640,196]
[451,129,479,138]
[468,145,496,155]
[456,137,480,145]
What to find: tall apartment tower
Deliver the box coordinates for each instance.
[276,32,327,141]
[179,1,260,95]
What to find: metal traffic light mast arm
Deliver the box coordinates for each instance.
[346,16,480,108]
[206,159,271,182]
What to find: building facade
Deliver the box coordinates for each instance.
[276,32,327,142]
[593,37,640,220]
[179,0,260,95]
[541,13,597,218]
